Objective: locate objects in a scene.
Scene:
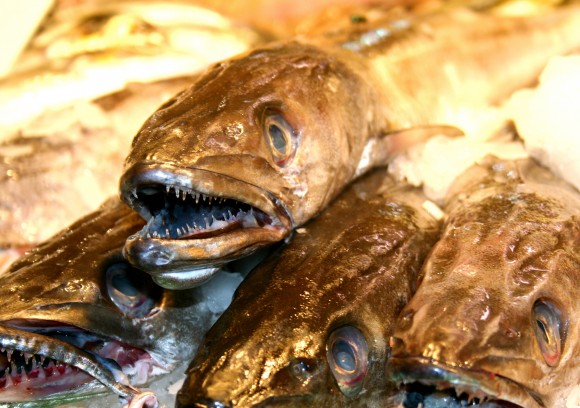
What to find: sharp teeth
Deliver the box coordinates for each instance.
[165,228,170,237]
[228,210,234,220]
[132,188,138,199]
[6,349,12,362]
[5,374,13,386]
[186,223,193,232]
[175,187,180,198]
[205,217,210,229]
[182,190,187,200]
[24,352,32,365]
[202,194,207,201]
[166,185,171,193]
[10,362,17,375]
[195,193,200,204]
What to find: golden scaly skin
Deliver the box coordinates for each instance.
[175,169,441,407]
[120,2,580,289]
[387,157,580,408]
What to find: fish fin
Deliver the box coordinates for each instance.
[355,125,463,177]
[388,124,464,152]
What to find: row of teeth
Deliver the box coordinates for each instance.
[143,207,259,239]
[0,347,75,386]
[132,185,227,204]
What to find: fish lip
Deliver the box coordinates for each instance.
[386,356,544,408]
[0,319,156,403]
[120,163,292,270]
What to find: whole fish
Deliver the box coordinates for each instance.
[0,198,242,407]
[120,3,580,288]
[175,168,441,407]
[386,157,580,408]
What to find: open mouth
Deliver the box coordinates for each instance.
[121,166,291,244]
[0,320,162,403]
[386,357,544,408]
[130,183,277,240]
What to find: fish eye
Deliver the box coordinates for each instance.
[532,300,565,367]
[262,109,297,166]
[326,325,369,397]
[106,262,162,319]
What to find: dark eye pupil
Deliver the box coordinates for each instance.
[268,124,287,154]
[333,340,356,372]
[112,274,139,298]
[536,319,550,344]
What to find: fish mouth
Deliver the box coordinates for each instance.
[0,319,161,404]
[120,164,292,282]
[386,356,544,408]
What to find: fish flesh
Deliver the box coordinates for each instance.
[0,198,242,407]
[175,168,441,407]
[386,156,580,408]
[120,2,580,288]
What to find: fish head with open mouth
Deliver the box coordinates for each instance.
[0,199,223,406]
[387,158,580,408]
[119,40,391,289]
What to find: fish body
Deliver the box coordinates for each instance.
[120,3,580,288]
[386,157,580,408]
[0,198,241,406]
[175,169,441,407]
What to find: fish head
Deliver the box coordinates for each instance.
[120,41,387,288]
[176,178,441,407]
[176,273,392,408]
[0,199,213,405]
[387,183,580,408]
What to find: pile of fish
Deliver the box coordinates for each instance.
[0,0,579,407]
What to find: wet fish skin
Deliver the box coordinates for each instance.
[0,199,232,406]
[386,157,580,408]
[175,169,441,407]
[120,3,580,288]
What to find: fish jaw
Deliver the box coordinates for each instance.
[120,163,292,286]
[386,356,544,408]
[0,322,153,405]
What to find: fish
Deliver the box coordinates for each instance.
[119,2,580,288]
[386,156,580,408]
[175,168,441,407]
[0,198,242,407]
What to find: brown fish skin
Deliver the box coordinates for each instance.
[175,169,441,407]
[386,157,580,408]
[120,3,580,288]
